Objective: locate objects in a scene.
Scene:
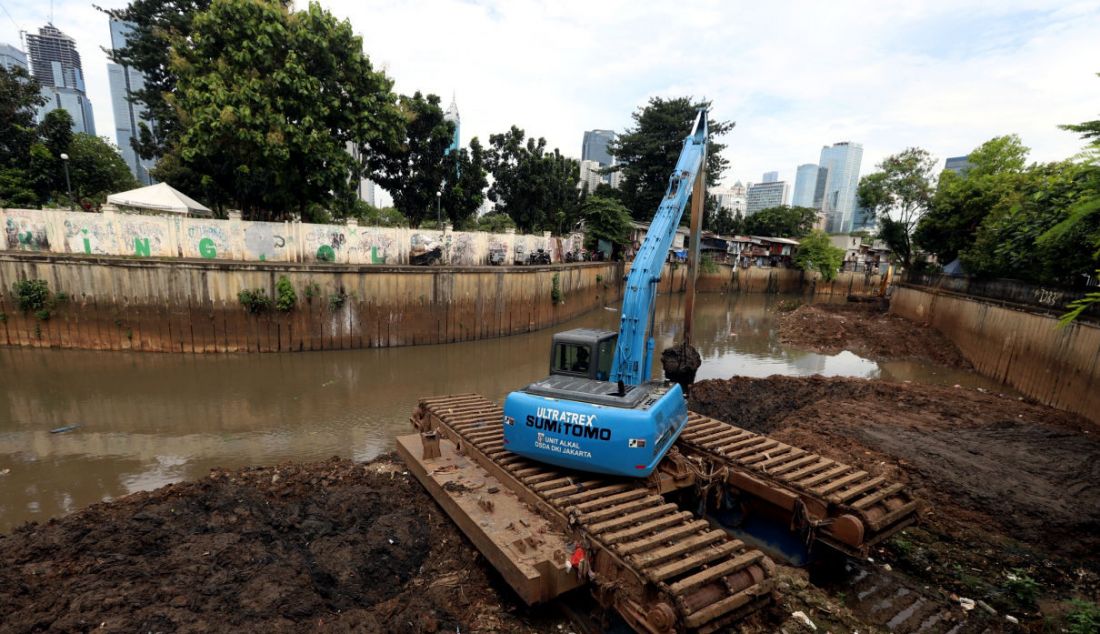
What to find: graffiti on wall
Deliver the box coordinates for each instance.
[304,227,348,262]
[5,215,49,251]
[63,218,116,254]
[243,223,290,262]
[186,224,229,259]
[355,229,395,264]
[120,218,169,257]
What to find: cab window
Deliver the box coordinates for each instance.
[596,338,615,381]
[553,343,591,376]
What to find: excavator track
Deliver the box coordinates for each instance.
[675,412,918,556]
[410,394,776,634]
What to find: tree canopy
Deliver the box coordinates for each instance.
[486,126,582,233]
[858,148,938,269]
[609,97,734,221]
[581,195,633,249]
[741,205,816,237]
[915,135,1029,263]
[163,0,403,219]
[67,134,140,204]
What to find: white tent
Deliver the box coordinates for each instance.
[106,183,212,217]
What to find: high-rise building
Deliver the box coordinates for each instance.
[25,23,95,135]
[792,164,820,208]
[710,183,748,217]
[0,43,27,71]
[107,19,155,184]
[944,155,972,175]
[762,171,779,183]
[817,142,863,233]
[582,130,616,187]
[443,96,460,154]
[579,160,603,192]
[746,181,790,216]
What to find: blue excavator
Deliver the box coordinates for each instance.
[502,110,709,477]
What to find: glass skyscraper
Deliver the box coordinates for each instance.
[0,43,27,71]
[791,164,819,208]
[817,142,863,233]
[582,130,615,167]
[107,19,155,184]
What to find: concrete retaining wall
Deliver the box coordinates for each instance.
[661,263,883,297]
[0,254,623,352]
[2,207,578,266]
[891,284,1100,425]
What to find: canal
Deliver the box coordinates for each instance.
[0,293,1000,532]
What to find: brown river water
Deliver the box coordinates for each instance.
[0,293,1003,533]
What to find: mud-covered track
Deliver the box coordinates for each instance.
[413,394,776,633]
[676,412,917,554]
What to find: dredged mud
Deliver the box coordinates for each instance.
[778,301,971,368]
[0,457,562,634]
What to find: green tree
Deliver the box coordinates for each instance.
[858,148,938,269]
[440,137,489,228]
[608,97,734,221]
[961,160,1099,285]
[742,205,816,237]
[368,92,455,226]
[0,66,47,206]
[67,134,140,205]
[101,0,218,160]
[794,230,845,282]
[164,0,403,219]
[916,135,1029,263]
[1038,76,1100,269]
[471,212,515,233]
[0,65,45,167]
[486,126,581,233]
[581,195,632,249]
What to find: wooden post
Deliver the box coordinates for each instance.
[683,158,706,345]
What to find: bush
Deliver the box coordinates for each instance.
[551,273,562,305]
[238,288,273,314]
[304,281,321,303]
[275,276,297,312]
[700,252,719,274]
[329,287,350,311]
[13,279,50,313]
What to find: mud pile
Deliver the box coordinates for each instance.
[660,342,701,393]
[0,457,560,633]
[778,302,970,367]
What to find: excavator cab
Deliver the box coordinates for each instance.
[548,329,617,381]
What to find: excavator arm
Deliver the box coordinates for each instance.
[611,109,707,386]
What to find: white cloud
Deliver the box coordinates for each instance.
[3,0,1098,191]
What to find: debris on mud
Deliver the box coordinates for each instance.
[778,302,971,368]
[692,374,1100,630]
[0,456,564,633]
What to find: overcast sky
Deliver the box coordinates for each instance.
[3,0,1099,189]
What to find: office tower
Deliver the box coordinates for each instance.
[579,160,603,192]
[792,164,820,208]
[944,156,972,175]
[745,181,790,216]
[582,130,615,167]
[0,43,27,71]
[25,23,95,134]
[444,96,460,154]
[817,142,863,233]
[107,19,156,183]
[762,171,779,183]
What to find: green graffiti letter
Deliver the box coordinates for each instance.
[134,237,151,257]
[371,246,386,264]
[199,238,217,259]
[317,244,335,262]
[82,237,91,254]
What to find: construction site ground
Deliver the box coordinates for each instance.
[2,300,1098,633]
